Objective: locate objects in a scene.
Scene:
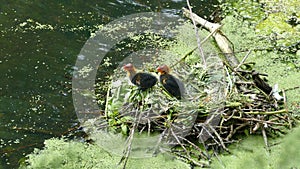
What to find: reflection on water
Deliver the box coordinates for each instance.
[0,0,218,168]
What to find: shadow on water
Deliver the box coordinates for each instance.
[0,0,219,168]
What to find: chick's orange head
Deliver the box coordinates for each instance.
[157,65,170,74]
[123,63,134,71]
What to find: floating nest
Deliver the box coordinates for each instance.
[80,20,296,167]
[81,52,295,167]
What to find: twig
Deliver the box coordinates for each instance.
[182,7,240,67]
[207,124,229,152]
[170,127,190,158]
[148,119,151,136]
[119,122,135,168]
[261,126,270,152]
[284,86,300,92]
[171,150,208,167]
[282,89,288,112]
[186,0,206,68]
[234,50,252,71]
[104,83,112,118]
[227,116,286,125]
[224,66,233,96]
[152,129,166,155]
[119,107,142,168]
[243,109,288,115]
[212,148,226,168]
[170,21,222,69]
[170,47,197,68]
[225,123,248,140]
[282,89,293,129]
[197,126,211,160]
[222,109,235,121]
[206,139,240,146]
[178,136,209,160]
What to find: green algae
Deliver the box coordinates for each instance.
[20,138,188,169]
[211,126,300,169]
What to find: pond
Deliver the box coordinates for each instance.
[0,0,219,168]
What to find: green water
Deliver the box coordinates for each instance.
[0,0,219,168]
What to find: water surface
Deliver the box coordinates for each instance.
[0,0,218,168]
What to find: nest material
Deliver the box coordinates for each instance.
[90,56,295,167]
[75,8,298,167]
[78,50,294,168]
[106,62,211,136]
[82,17,295,167]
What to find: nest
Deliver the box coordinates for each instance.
[72,10,298,167]
[78,17,297,166]
[82,54,296,168]
[80,50,294,169]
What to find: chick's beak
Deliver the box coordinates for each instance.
[123,64,130,71]
[156,67,162,74]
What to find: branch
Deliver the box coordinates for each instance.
[186,0,206,68]
[182,7,240,68]
[243,109,289,115]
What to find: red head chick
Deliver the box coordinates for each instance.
[123,63,157,91]
[157,65,184,99]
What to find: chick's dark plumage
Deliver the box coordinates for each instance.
[131,72,158,90]
[157,65,184,99]
[123,63,157,91]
